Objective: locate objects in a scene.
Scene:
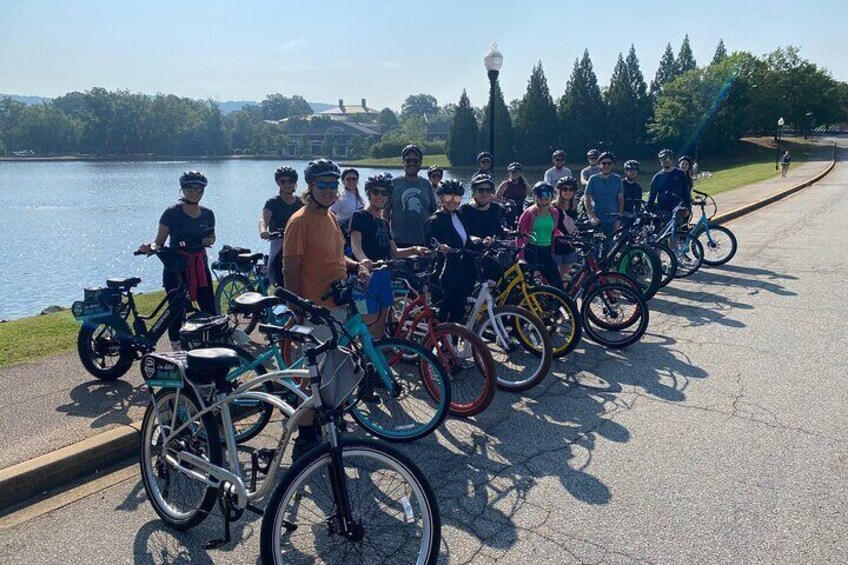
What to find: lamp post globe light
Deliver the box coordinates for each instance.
[775,117,785,170]
[483,43,503,162]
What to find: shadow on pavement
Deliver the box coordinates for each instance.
[55,380,147,429]
[713,264,799,281]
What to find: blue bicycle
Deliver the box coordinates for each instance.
[689,189,738,266]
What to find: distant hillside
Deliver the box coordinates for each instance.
[1,93,335,115]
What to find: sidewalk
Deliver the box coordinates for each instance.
[0,137,842,506]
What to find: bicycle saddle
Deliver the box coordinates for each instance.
[233,292,279,314]
[185,348,240,387]
[106,277,141,290]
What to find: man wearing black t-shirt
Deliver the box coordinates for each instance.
[460,174,504,240]
[260,166,304,286]
[648,149,691,217]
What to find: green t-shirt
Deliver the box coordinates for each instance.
[530,213,554,246]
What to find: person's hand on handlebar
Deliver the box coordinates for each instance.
[358,258,374,272]
[201,237,214,247]
[136,243,157,255]
[259,230,270,240]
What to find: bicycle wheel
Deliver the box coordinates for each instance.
[77,322,134,381]
[616,244,662,301]
[667,233,704,278]
[140,388,222,530]
[697,225,738,266]
[581,283,649,349]
[260,438,440,565]
[423,323,496,417]
[474,305,553,392]
[650,242,678,288]
[223,345,276,444]
[215,273,258,334]
[518,286,582,359]
[349,337,450,442]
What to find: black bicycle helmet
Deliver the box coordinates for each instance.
[401,144,423,160]
[532,181,555,197]
[552,149,566,160]
[274,166,298,182]
[427,165,444,177]
[658,148,675,159]
[587,149,601,158]
[436,179,465,196]
[476,151,493,163]
[303,159,341,182]
[678,155,693,166]
[179,171,208,188]
[507,161,523,172]
[598,151,616,163]
[556,176,579,190]
[623,160,640,171]
[364,172,394,192]
[470,173,495,190]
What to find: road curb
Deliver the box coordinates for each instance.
[713,156,837,225]
[0,425,138,511]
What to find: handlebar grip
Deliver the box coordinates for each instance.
[275,287,313,310]
[133,251,146,256]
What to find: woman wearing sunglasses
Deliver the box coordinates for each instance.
[136,170,216,350]
[460,173,504,241]
[516,181,564,289]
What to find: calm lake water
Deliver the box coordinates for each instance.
[0,159,483,320]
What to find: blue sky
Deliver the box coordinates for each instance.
[2,0,845,110]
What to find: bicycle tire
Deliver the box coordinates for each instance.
[140,388,222,530]
[581,283,649,349]
[616,244,662,301]
[518,286,582,359]
[424,322,497,417]
[77,322,134,381]
[474,305,553,393]
[215,273,259,334]
[260,438,440,565]
[667,232,704,278]
[222,344,276,444]
[696,224,738,266]
[349,337,450,442]
[650,241,678,288]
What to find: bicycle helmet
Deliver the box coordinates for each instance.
[658,148,674,159]
[179,171,208,188]
[274,166,298,182]
[532,181,555,198]
[364,172,394,193]
[587,149,601,158]
[623,160,640,171]
[436,179,465,196]
[427,165,444,177]
[556,176,579,190]
[507,161,523,172]
[303,159,341,182]
[598,151,616,163]
[678,155,693,166]
[476,151,493,163]
[401,144,423,160]
[470,173,495,190]
[552,149,566,160]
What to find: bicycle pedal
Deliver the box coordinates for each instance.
[256,448,275,474]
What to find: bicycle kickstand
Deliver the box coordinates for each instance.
[205,482,234,550]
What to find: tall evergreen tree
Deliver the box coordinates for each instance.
[676,34,698,75]
[479,80,516,164]
[605,54,635,155]
[625,44,651,150]
[558,49,606,157]
[650,43,677,96]
[711,39,728,65]
[513,62,559,164]
[446,90,479,166]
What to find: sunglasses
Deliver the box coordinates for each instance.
[559,186,575,192]
[429,173,443,179]
[480,159,492,165]
[369,189,389,197]
[278,178,296,185]
[600,161,614,166]
[183,186,205,193]
[442,194,462,202]
[474,187,495,194]
[554,158,564,162]
[404,158,421,165]
[314,180,339,190]
[537,192,553,199]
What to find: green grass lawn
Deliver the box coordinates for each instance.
[0,290,166,368]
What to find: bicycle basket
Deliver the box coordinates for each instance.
[317,347,362,410]
[179,313,235,350]
[140,352,186,389]
[71,286,120,321]
[218,245,251,263]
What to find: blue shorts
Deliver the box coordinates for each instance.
[353,268,394,314]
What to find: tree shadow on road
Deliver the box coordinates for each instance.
[691,269,798,297]
[711,264,799,281]
[55,379,147,429]
[650,297,747,329]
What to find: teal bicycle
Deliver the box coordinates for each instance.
[224,279,452,443]
[689,189,738,266]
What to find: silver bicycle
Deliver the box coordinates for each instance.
[139,288,441,564]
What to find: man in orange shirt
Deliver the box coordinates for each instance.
[283,158,369,459]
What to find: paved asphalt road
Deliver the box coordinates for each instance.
[1,159,846,564]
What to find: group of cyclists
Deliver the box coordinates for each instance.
[136,142,700,458]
